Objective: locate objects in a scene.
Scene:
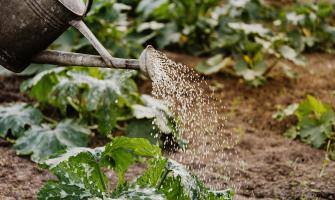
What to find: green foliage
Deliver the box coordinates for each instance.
[46,0,335,87]
[14,119,91,163]
[38,137,233,200]
[276,2,335,53]
[130,0,222,54]
[21,67,183,147]
[52,0,142,58]
[128,94,185,148]
[100,136,161,185]
[0,103,43,138]
[0,102,93,163]
[275,95,335,151]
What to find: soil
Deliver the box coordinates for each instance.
[1,53,335,199]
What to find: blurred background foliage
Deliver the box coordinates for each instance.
[49,0,335,86]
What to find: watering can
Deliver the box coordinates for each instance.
[0,0,152,76]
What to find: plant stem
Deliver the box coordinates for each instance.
[264,58,280,76]
[157,168,170,189]
[98,164,108,192]
[43,116,58,125]
[320,140,331,177]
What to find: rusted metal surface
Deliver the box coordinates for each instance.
[0,0,87,72]
[0,0,144,74]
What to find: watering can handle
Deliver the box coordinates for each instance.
[69,19,115,67]
[84,0,93,16]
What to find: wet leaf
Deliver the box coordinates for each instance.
[38,151,108,200]
[0,103,43,138]
[101,137,161,185]
[14,119,91,162]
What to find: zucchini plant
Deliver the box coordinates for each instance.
[37,136,234,200]
[0,67,184,162]
[273,95,335,159]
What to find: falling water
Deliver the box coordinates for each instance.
[144,48,244,191]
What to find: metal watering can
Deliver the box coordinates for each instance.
[0,0,152,75]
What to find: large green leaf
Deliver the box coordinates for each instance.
[22,67,141,135]
[165,159,233,200]
[50,69,139,134]
[20,67,67,102]
[0,103,43,138]
[38,151,108,200]
[136,158,234,200]
[14,119,91,162]
[101,137,161,185]
[39,139,233,200]
[129,95,185,148]
[132,95,175,134]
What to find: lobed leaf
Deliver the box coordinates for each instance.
[38,151,108,200]
[0,103,43,138]
[14,119,91,162]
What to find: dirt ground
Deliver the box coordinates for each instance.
[1,53,335,199]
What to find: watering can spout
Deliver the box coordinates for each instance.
[139,45,156,79]
[31,45,157,77]
[0,0,151,77]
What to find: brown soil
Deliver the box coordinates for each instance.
[0,76,30,103]
[0,140,51,200]
[1,53,335,199]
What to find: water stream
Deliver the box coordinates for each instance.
[144,48,244,190]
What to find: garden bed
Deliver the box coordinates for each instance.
[1,53,335,199]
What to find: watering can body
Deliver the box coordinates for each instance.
[0,0,94,72]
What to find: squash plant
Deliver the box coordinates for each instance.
[273,95,335,159]
[0,67,184,162]
[37,136,234,200]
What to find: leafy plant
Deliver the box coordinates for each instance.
[197,21,304,86]
[132,0,221,55]
[0,103,93,162]
[0,103,43,138]
[14,119,91,163]
[20,67,183,148]
[276,2,335,53]
[38,137,234,200]
[128,94,186,148]
[274,95,335,153]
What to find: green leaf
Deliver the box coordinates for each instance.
[132,95,173,134]
[101,137,161,185]
[112,186,165,200]
[284,127,299,139]
[0,103,43,138]
[296,95,330,120]
[136,158,234,200]
[136,0,169,20]
[282,96,335,149]
[126,119,161,145]
[38,151,108,200]
[272,103,299,121]
[44,147,104,169]
[50,69,139,134]
[228,22,270,36]
[20,67,66,102]
[14,119,91,163]
[196,55,234,75]
[165,159,233,200]
[277,45,306,66]
[131,95,184,148]
[136,157,167,188]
